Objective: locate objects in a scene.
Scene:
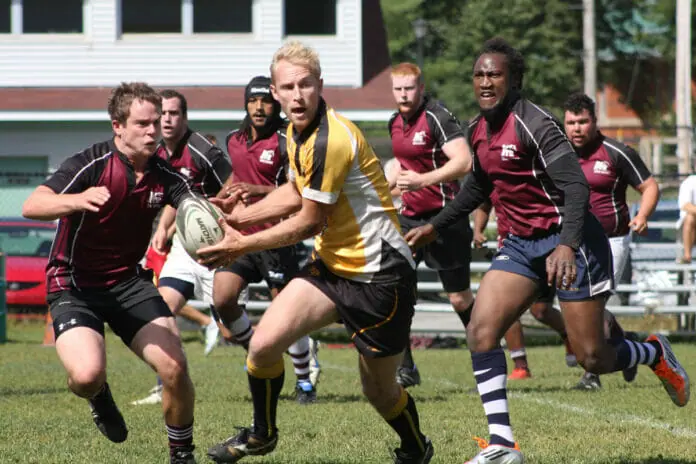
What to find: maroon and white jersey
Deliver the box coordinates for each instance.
[577,134,651,237]
[43,139,192,292]
[469,99,575,238]
[388,97,465,217]
[156,129,231,197]
[226,127,288,234]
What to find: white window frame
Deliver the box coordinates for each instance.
[7,0,87,35]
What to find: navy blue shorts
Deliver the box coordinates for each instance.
[490,216,613,301]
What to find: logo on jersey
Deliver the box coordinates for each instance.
[259,149,275,165]
[593,160,610,175]
[500,144,519,160]
[179,167,192,178]
[412,131,427,146]
[147,190,164,208]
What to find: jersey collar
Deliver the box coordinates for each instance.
[292,98,327,145]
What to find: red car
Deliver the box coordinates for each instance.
[1,217,57,313]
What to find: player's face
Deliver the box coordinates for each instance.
[112,99,161,157]
[161,97,187,143]
[247,95,276,128]
[271,60,323,132]
[564,109,597,148]
[473,53,509,111]
[391,74,423,115]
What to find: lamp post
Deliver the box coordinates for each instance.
[412,18,427,72]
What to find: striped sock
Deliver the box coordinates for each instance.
[610,338,660,371]
[228,311,253,350]
[288,336,311,381]
[166,421,193,450]
[472,348,515,448]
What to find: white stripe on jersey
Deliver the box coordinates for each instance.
[60,152,113,194]
[603,140,646,184]
[187,134,224,188]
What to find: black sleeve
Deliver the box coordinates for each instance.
[430,156,492,232]
[277,131,289,185]
[157,163,194,208]
[189,133,232,195]
[42,145,106,194]
[545,155,590,250]
[426,102,465,147]
[206,145,233,190]
[608,141,652,188]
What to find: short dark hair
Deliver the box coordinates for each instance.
[476,37,526,90]
[107,82,162,124]
[563,92,596,121]
[159,89,188,117]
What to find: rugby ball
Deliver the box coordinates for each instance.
[175,195,224,260]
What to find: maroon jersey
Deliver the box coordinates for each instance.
[388,97,465,217]
[156,129,231,197]
[226,127,288,234]
[469,99,575,238]
[43,139,192,292]
[577,134,651,237]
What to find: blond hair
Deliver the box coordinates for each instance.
[270,40,322,81]
[391,62,422,82]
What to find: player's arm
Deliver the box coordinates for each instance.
[214,181,303,230]
[612,143,659,234]
[22,151,107,221]
[419,137,473,186]
[152,205,177,252]
[473,200,492,248]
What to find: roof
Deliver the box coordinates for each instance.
[0,68,397,122]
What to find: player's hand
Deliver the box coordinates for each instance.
[546,245,577,290]
[629,214,648,236]
[404,224,438,250]
[73,186,110,213]
[210,194,241,214]
[197,219,247,269]
[396,170,426,192]
[151,226,170,253]
[473,230,487,248]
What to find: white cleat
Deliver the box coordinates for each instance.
[309,337,321,387]
[465,439,524,464]
[130,384,163,406]
[204,320,220,356]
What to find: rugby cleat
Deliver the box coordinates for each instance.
[573,372,601,390]
[204,320,220,356]
[396,366,421,388]
[507,368,531,380]
[170,445,196,464]
[207,427,278,463]
[88,382,128,443]
[309,337,322,386]
[392,436,434,463]
[647,334,690,407]
[131,383,163,406]
[295,380,317,405]
[465,437,523,464]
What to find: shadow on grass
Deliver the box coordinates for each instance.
[615,458,696,464]
[0,386,64,396]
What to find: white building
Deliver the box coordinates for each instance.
[0,0,395,215]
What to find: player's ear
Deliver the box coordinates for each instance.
[270,84,279,101]
[112,119,123,137]
[318,78,323,94]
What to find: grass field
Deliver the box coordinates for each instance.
[2,323,696,464]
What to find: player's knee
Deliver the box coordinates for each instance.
[575,347,605,374]
[529,303,550,321]
[69,366,105,394]
[685,212,696,228]
[466,318,498,352]
[155,353,189,388]
[449,290,474,312]
[247,332,282,365]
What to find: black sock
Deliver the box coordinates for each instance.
[384,389,427,454]
[456,300,474,329]
[246,359,285,438]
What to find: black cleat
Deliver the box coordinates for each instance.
[396,366,421,388]
[207,427,278,463]
[573,372,602,390]
[622,331,639,383]
[393,437,434,464]
[88,382,128,443]
[170,445,196,464]
[295,380,317,405]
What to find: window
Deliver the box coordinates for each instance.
[23,0,83,33]
[0,0,10,33]
[284,0,336,36]
[194,0,251,33]
[122,0,181,33]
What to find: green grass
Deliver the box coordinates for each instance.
[2,324,696,463]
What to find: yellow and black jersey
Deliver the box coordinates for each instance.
[287,99,415,284]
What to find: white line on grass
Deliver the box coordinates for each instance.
[322,361,696,439]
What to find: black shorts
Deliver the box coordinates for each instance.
[298,259,416,358]
[399,213,472,293]
[47,275,173,346]
[219,245,300,290]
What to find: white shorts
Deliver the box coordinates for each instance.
[159,236,248,305]
[609,234,631,283]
